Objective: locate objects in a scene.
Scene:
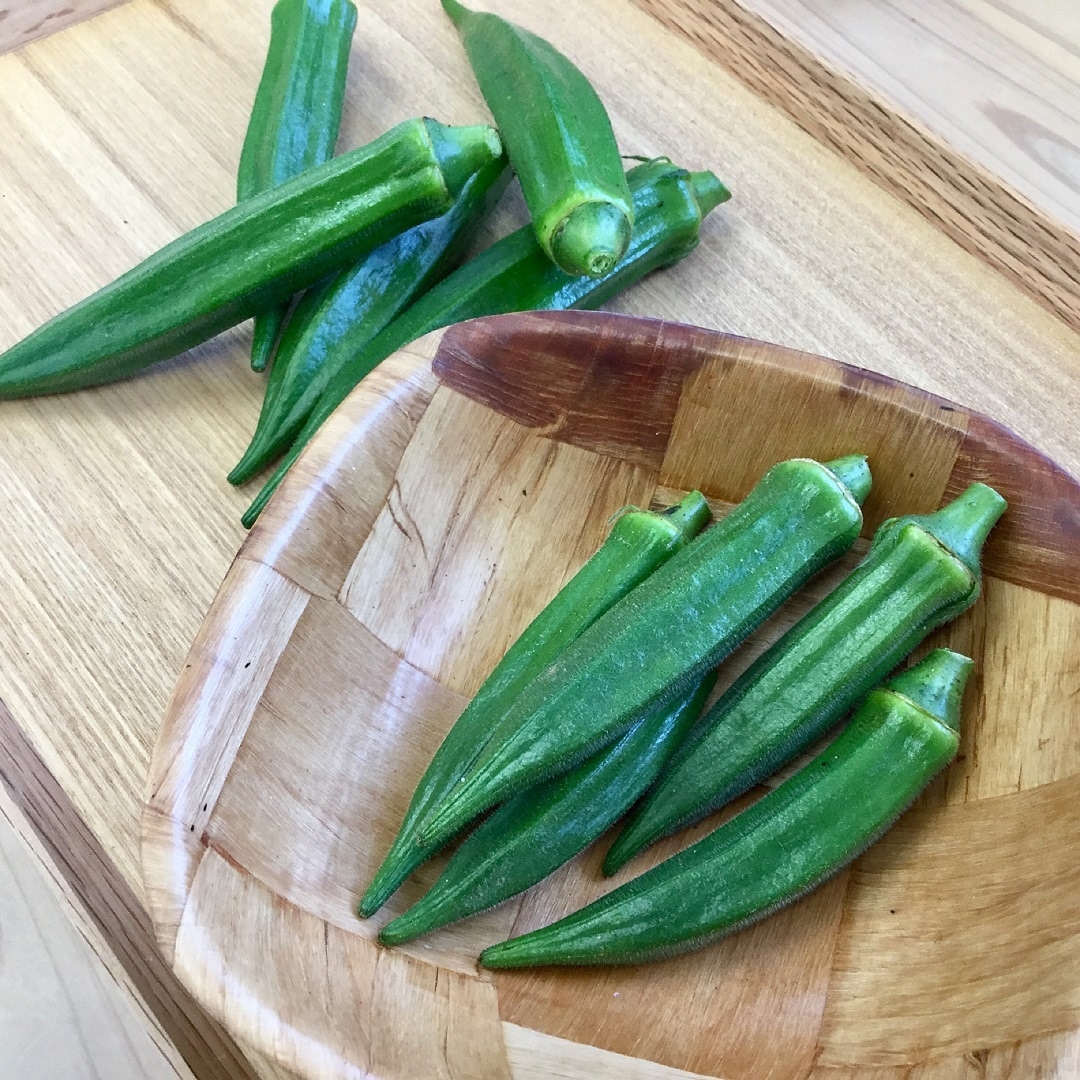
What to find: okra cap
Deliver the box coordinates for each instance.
[423,118,505,200]
[822,454,872,506]
[884,648,973,733]
[688,171,731,216]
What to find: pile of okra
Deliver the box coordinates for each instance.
[0,0,730,527]
[369,457,1006,967]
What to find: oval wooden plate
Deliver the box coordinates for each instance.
[142,311,1080,1080]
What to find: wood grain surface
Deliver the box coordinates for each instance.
[142,311,1080,1079]
[1,0,1080,1078]
[0,0,125,54]
[742,0,1080,236]
[636,0,1080,341]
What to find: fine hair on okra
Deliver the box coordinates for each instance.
[240,157,731,526]
[358,490,712,918]
[238,0,358,372]
[0,118,502,399]
[442,0,633,278]
[604,482,1006,873]
[480,648,973,969]
[411,455,873,857]
[377,671,717,944]
[228,154,511,485]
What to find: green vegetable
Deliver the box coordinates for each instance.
[481,648,972,968]
[414,455,872,858]
[603,482,1005,873]
[442,0,632,278]
[0,118,502,398]
[359,490,712,918]
[378,671,716,944]
[238,0,357,371]
[241,157,730,526]
[228,154,510,485]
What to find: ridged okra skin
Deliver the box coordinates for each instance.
[413,455,872,856]
[241,158,731,527]
[0,118,501,398]
[377,672,716,944]
[238,0,358,371]
[604,482,1006,873]
[229,154,511,485]
[442,0,633,278]
[358,491,712,918]
[480,649,972,969]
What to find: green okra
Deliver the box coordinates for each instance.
[604,483,1006,874]
[359,490,712,918]
[378,671,716,944]
[0,118,502,398]
[442,0,633,278]
[228,153,510,485]
[241,158,730,526]
[414,455,873,857]
[481,648,972,968]
[238,0,358,371]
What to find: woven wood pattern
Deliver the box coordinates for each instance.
[142,311,1080,1079]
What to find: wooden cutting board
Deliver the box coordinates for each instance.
[1,2,1080,1079]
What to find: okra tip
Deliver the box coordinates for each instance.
[423,119,504,200]
[823,454,872,506]
[550,200,633,278]
[884,649,973,733]
[920,483,1007,576]
[688,171,731,216]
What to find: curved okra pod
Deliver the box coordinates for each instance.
[604,483,1006,873]
[238,0,357,371]
[358,491,712,917]
[241,158,730,525]
[378,671,716,944]
[413,455,873,856]
[0,118,502,398]
[480,649,972,968]
[229,154,510,485]
[442,0,632,278]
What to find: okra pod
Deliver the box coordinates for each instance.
[228,154,510,485]
[241,158,730,526]
[442,0,633,278]
[0,118,502,397]
[414,456,872,856]
[378,672,716,944]
[359,491,712,918]
[238,0,357,371]
[481,649,972,968]
[605,483,1005,873]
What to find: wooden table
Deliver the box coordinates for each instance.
[1,2,1077,1078]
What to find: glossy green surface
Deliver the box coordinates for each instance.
[238,0,358,371]
[241,158,730,526]
[379,672,716,945]
[443,0,632,277]
[358,491,712,918]
[414,456,870,856]
[229,155,510,485]
[0,118,501,398]
[604,483,1005,873]
[480,649,970,968]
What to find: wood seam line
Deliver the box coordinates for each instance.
[0,2,130,57]
[635,0,1080,339]
[0,697,264,1080]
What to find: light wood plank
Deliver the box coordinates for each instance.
[739,0,1080,237]
[0,0,126,55]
